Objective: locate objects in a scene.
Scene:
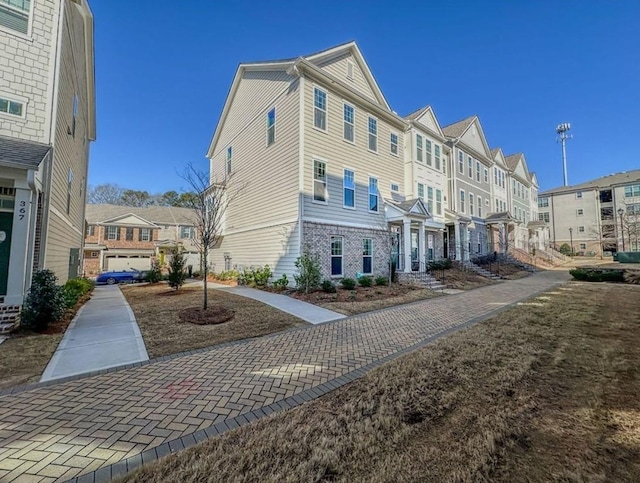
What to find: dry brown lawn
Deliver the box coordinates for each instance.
[121,284,308,359]
[441,266,497,289]
[119,281,640,483]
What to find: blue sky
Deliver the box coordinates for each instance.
[88,1,640,194]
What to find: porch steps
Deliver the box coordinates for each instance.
[504,250,537,272]
[458,261,503,280]
[396,272,447,290]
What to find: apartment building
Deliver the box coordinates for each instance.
[539,169,640,255]
[83,204,200,276]
[0,0,95,325]
[206,41,548,282]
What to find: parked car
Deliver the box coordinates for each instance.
[96,269,150,285]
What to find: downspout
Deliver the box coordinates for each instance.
[292,64,304,260]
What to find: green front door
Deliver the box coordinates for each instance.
[0,212,13,296]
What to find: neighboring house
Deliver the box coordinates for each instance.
[443,116,494,261]
[539,169,640,255]
[0,0,95,327]
[83,204,200,275]
[206,41,413,281]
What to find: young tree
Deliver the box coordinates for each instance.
[180,163,245,309]
[167,247,187,290]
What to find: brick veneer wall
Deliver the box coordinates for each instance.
[86,226,157,250]
[303,221,391,280]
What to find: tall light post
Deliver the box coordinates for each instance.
[569,227,574,256]
[618,207,626,252]
[556,123,572,186]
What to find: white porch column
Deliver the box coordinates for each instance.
[454,221,462,260]
[418,221,426,270]
[403,220,412,272]
[5,188,34,305]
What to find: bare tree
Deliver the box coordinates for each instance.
[179,163,245,309]
[87,184,124,204]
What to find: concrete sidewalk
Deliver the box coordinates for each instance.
[40,285,149,382]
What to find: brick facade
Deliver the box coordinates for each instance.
[303,221,391,280]
[86,225,158,250]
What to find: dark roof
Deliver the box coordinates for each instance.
[0,135,51,168]
[404,105,429,120]
[85,204,196,225]
[504,153,522,171]
[442,116,475,139]
[541,169,640,195]
[389,198,421,212]
[485,211,517,223]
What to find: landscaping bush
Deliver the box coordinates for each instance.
[146,259,163,284]
[167,248,187,290]
[294,250,322,294]
[272,274,289,290]
[428,258,452,270]
[239,265,272,287]
[570,268,625,283]
[358,276,373,287]
[21,269,66,332]
[214,269,240,281]
[321,279,337,293]
[341,278,357,290]
[375,276,389,286]
[61,278,94,309]
[559,243,572,256]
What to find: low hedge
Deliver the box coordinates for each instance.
[569,268,625,283]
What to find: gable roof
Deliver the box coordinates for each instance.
[85,204,196,226]
[0,135,51,169]
[386,198,430,218]
[404,105,445,140]
[442,116,475,139]
[207,41,393,157]
[541,169,640,195]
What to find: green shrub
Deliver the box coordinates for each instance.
[428,258,452,270]
[272,274,289,290]
[569,268,624,282]
[21,270,66,332]
[147,259,163,284]
[239,265,272,287]
[341,278,356,290]
[214,269,239,281]
[358,276,373,287]
[559,243,572,256]
[375,276,389,286]
[294,249,322,294]
[321,279,337,293]
[61,278,94,309]
[167,248,187,290]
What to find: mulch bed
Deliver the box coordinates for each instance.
[290,284,421,304]
[179,306,235,325]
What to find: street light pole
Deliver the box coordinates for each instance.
[618,208,626,252]
[569,227,574,256]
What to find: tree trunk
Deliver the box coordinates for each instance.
[203,249,208,310]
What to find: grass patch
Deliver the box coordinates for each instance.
[119,281,640,482]
[121,284,308,358]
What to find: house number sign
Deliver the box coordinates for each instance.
[19,200,27,221]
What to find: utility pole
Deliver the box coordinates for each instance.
[556,123,572,186]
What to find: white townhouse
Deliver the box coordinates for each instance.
[206,41,435,281]
[0,0,95,328]
[443,116,494,261]
[402,105,449,265]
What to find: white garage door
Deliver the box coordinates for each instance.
[106,256,151,271]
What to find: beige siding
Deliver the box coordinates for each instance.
[303,78,404,228]
[314,52,378,103]
[209,222,300,280]
[42,1,91,282]
[459,122,489,158]
[547,189,600,246]
[209,77,300,230]
[214,70,295,152]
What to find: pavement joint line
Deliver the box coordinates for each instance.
[67,278,565,483]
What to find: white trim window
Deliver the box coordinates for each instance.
[0,0,30,35]
[427,186,434,214]
[390,183,399,192]
[460,190,465,213]
[469,192,474,216]
[226,146,232,175]
[539,212,550,223]
[426,139,432,166]
[107,226,119,241]
[496,199,500,212]
[343,103,354,142]
[484,168,488,184]
[577,208,584,216]
[458,151,464,173]
[436,189,442,215]
[433,143,439,169]
[362,238,373,274]
[313,160,327,203]
[266,108,276,146]
[575,191,583,199]
[313,87,327,131]
[477,196,482,217]
[331,236,343,276]
[416,133,423,162]
[578,225,585,233]
[468,156,473,178]
[139,228,151,242]
[368,117,377,152]
[417,183,424,199]
[180,226,193,239]
[0,94,25,118]
[368,177,379,212]
[476,161,481,182]
[390,132,398,156]
[343,169,355,208]
[494,167,498,185]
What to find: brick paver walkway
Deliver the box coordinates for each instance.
[0,271,568,482]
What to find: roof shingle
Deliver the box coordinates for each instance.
[0,135,51,168]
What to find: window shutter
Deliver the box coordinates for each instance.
[104,226,108,240]
[138,229,142,241]
[116,227,121,240]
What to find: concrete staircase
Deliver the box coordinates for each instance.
[505,249,537,272]
[396,271,447,290]
[457,261,503,280]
